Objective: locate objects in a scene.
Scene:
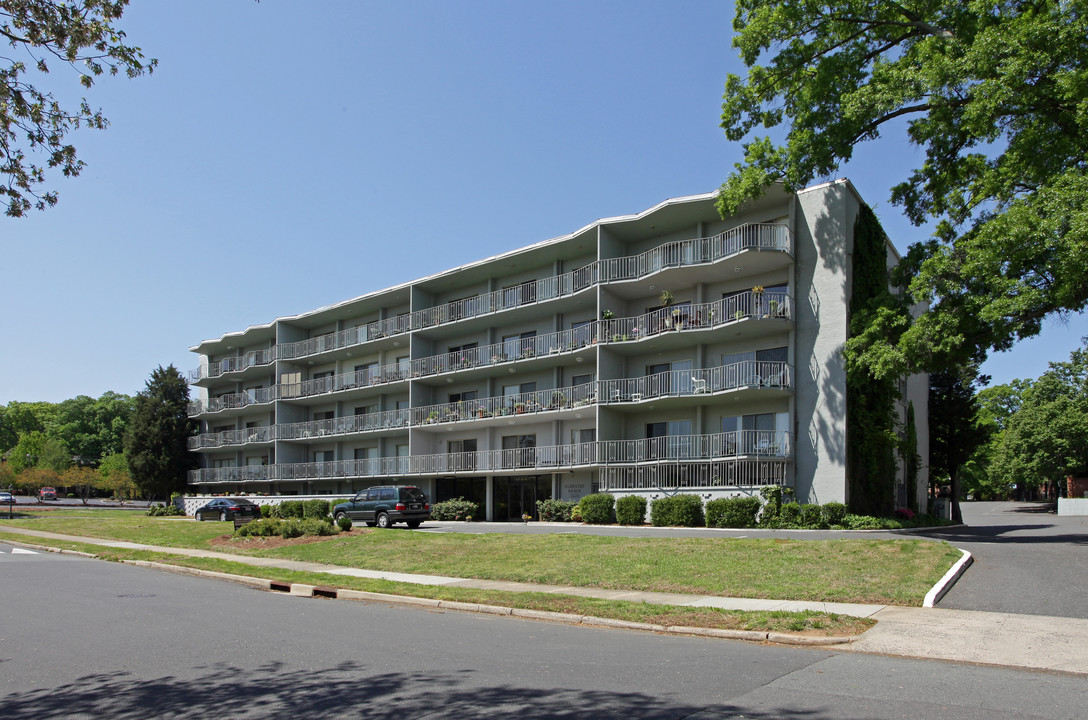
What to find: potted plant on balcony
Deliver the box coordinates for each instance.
[514,402,526,414]
[601,309,615,320]
[476,406,489,419]
[659,289,674,307]
[767,299,781,317]
[426,410,439,424]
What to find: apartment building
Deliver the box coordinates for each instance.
[187,180,928,520]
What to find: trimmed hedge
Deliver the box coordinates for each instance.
[615,495,647,526]
[430,497,479,521]
[650,494,705,527]
[706,496,760,528]
[821,502,848,526]
[578,493,615,524]
[303,499,331,519]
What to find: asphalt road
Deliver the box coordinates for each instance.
[2,543,1086,719]
[915,501,1088,618]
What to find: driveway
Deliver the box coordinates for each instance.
[916,501,1088,618]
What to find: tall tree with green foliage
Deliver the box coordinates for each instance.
[1,0,156,217]
[720,0,1088,375]
[0,400,56,453]
[123,365,195,501]
[53,391,133,462]
[993,343,1088,496]
[930,366,991,522]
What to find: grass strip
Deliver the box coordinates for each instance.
[0,532,873,637]
[3,510,962,605]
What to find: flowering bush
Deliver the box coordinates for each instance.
[894,507,916,520]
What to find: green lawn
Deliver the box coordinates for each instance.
[1,507,962,605]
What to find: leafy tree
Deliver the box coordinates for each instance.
[930,366,991,522]
[98,451,136,501]
[60,464,101,504]
[53,391,133,462]
[7,429,69,473]
[720,0,1088,375]
[0,400,56,452]
[123,365,196,501]
[1,0,156,217]
[993,343,1088,496]
[15,465,59,500]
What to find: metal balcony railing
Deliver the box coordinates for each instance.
[598,223,789,282]
[188,425,274,450]
[188,431,793,484]
[600,291,791,343]
[278,410,411,440]
[188,223,792,378]
[188,386,276,415]
[189,348,275,382]
[600,459,790,490]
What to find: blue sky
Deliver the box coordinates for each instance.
[2,0,1084,404]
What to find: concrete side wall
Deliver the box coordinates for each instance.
[791,183,855,504]
[1058,498,1088,516]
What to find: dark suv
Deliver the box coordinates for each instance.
[333,485,430,529]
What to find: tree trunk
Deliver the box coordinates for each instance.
[951,466,963,524]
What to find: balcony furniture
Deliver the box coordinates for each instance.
[691,377,708,393]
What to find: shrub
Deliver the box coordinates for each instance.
[650,494,705,527]
[536,498,577,522]
[894,507,916,521]
[842,513,885,529]
[821,502,848,526]
[578,493,615,524]
[798,503,823,527]
[706,496,761,528]
[234,518,282,537]
[303,499,330,519]
[778,502,802,526]
[430,497,480,521]
[278,500,304,519]
[570,504,582,522]
[336,515,354,532]
[147,503,181,517]
[615,495,647,526]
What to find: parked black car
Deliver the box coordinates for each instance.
[333,485,430,528]
[194,498,262,522]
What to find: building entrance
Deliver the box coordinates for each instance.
[493,476,550,521]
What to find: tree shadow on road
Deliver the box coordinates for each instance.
[0,660,829,720]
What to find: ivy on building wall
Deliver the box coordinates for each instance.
[902,401,920,513]
[845,205,902,516]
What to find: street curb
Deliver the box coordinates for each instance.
[923,548,973,608]
[2,537,856,646]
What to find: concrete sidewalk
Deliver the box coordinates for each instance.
[3,524,1086,676]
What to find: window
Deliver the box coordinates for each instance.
[313,410,334,421]
[723,412,789,454]
[645,420,693,459]
[502,280,537,308]
[503,382,537,411]
[396,355,411,379]
[449,390,478,404]
[571,320,594,347]
[448,342,479,368]
[502,434,537,468]
[502,331,537,359]
[447,439,477,471]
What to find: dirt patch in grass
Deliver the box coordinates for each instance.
[209,529,371,551]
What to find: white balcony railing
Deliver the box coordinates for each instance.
[188,431,793,484]
[189,222,792,378]
[188,361,791,445]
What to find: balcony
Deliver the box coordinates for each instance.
[599,459,790,491]
[600,291,791,345]
[188,431,792,485]
[598,223,790,282]
[187,223,794,378]
[188,425,274,450]
[189,348,275,383]
[188,386,276,416]
[279,410,411,440]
